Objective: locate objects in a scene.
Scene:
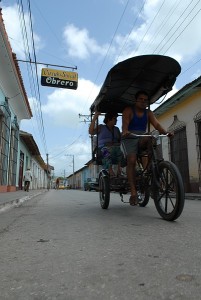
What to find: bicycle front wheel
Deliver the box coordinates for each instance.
[152,161,185,221]
[137,176,150,207]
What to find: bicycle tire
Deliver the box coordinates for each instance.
[137,176,150,207]
[152,161,185,221]
[99,174,110,209]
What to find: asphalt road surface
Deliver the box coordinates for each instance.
[0,190,200,300]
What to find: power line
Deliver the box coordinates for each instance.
[141,0,182,55]
[17,0,46,150]
[115,0,148,62]
[163,5,201,54]
[131,0,166,56]
[155,0,200,54]
[79,0,130,115]
[27,0,48,154]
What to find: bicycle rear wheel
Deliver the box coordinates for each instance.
[99,173,110,209]
[152,161,185,221]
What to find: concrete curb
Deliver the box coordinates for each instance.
[0,190,47,213]
[185,193,201,200]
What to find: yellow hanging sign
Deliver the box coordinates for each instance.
[41,68,78,89]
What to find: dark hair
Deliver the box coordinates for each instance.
[135,90,149,100]
[103,111,118,124]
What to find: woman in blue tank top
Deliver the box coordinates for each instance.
[89,111,123,177]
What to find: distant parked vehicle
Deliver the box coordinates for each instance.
[58,180,69,190]
[84,178,99,191]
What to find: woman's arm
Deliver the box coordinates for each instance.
[88,111,101,135]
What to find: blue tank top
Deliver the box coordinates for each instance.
[98,125,120,147]
[128,109,148,133]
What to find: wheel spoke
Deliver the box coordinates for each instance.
[153,161,185,221]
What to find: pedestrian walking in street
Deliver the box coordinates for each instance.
[55,178,59,190]
[23,167,32,192]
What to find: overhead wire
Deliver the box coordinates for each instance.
[154,0,200,54]
[16,0,48,156]
[50,135,83,159]
[16,0,45,147]
[27,0,48,154]
[75,1,133,161]
[163,4,201,54]
[27,0,89,156]
[31,0,77,68]
[133,0,166,56]
[79,0,131,115]
[141,0,182,55]
[115,0,148,62]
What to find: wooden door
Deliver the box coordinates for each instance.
[170,128,190,192]
[18,151,24,190]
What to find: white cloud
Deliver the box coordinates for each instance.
[42,78,100,127]
[63,24,108,60]
[50,140,92,176]
[114,0,201,65]
[2,4,43,59]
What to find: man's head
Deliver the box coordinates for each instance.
[135,91,149,109]
[103,111,118,124]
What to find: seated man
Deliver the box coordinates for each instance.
[89,111,123,177]
[121,90,173,206]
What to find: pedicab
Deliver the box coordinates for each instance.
[90,54,185,221]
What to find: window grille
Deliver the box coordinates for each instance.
[0,98,11,185]
[194,111,201,189]
[8,116,19,186]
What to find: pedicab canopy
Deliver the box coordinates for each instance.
[90,54,181,114]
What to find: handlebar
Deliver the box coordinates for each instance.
[123,132,168,138]
[129,133,168,137]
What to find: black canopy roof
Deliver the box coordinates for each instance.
[90,54,181,113]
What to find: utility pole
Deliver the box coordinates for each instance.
[46,153,49,190]
[65,154,75,189]
[78,113,91,123]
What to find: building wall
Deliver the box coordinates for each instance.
[31,158,47,189]
[17,140,48,190]
[67,164,99,190]
[0,96,19,191]
[154,90,201,192]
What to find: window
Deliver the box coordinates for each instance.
[0,99,11,185]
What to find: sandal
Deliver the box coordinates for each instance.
[129,195,138,206]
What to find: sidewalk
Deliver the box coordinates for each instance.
[0,189,48,212]
[185,193,201,200]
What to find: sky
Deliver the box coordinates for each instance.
[1,0,201,177]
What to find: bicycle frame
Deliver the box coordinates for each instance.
[131,131,168,185]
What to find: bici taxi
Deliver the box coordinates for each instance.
[89,54,185,221]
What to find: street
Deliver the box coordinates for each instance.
[0,190,200,300]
